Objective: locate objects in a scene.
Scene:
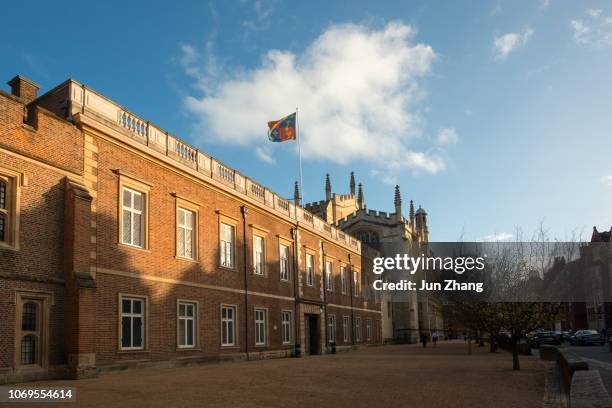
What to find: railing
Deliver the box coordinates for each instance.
[250,182,265,201]
[119,110,147,138]
[69,80,360,252]
[217,163,235,184]
[277,197,289,212]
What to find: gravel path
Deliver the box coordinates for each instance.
[13,341,544,408]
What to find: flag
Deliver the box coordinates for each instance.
[267,112,296,142]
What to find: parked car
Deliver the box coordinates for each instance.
[570,330,605,346]
[528,331,561,348]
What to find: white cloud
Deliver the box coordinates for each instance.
[493,27,534,60]
[540,0,551,9]
[182,22,448,176]
[435,128,458,146]
[480,232,514,242]
[570,9,612,47]
[602,175,612,186]
[255,146,276,164]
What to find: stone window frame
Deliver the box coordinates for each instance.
[277,235,293,282]
[0,166,24,251]
[116,171,151,251]
[220,304,238,348]
[250,225,269,277]
[304,248,316,288]
[342,315,350,343]
[176,299,199,350]
[281,310,292,345]
[13,290,52,372]
[327,314,336,343]
[172,194,199,262]
[117,293,149,352]
[217,212,238,271]
[254,307,268,346]
[366,318,372,341]
[324,258,334,292]
[340,264,348,295]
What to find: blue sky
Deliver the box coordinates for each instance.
[1,0,611,241]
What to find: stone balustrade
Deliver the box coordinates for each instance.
[67,80,360,252]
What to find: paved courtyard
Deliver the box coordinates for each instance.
[15,341,544,408]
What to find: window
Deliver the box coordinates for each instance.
[178,301,196,348]
[355,317,362,342]
[177,208,196,259]
[0,178,7,243]
[279,244,289,281]
[341,266,347,294]
[353,271,360,297]
[253,235,265,275]
[121,296,145,350]
[306,254,314,287]
[221,305,236,346]
[366,319,372,341]
[327,315,336,343]
[281,311,292,344]
[255,308,267,345]
[121,187,146,248]
[0,171,20,249]
[343,316,350,342]
[325,261,333,291]
[220,223,235,268]
[20,301,40,365]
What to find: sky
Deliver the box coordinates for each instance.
[1,0,611,242]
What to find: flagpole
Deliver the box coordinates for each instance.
[296,107,304,206]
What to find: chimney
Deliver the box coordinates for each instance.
[7,75,40,103]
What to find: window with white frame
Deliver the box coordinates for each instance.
[353,270,360,297]
[121,296,145,350]
[325,261,333,291]
[306,253,314,287]
[178,301,196,348]
[121,187,146,248]
[341,266,347,294]
[253,235,265,275]
[366,319,372,341]
[221,305,236,346]
[177,208,196,259]
[279,244,289,281]
[327,315,336,343]
[255,308,267,345]
[220,223,235,268]
[281,311,292,344]
[355,317,361,342]
[0,176,9,244]
[342,316,350,342]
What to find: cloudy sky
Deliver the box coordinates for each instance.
[1,0,611,241]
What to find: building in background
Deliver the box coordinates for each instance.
[304,174,442,343]
[0,75,381,384]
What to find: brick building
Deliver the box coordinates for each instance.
[0,75,382,384]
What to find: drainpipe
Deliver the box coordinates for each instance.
[322,241,328,353]
[348,253,355,346]
[291,227,300,356]
[241,205,249,361]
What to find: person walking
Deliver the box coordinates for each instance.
[432,331,438,347]
[421,333,428,348]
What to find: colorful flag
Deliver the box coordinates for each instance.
[267,112,297,142]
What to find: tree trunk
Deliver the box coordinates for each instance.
[489,335,496,353]
[512,341,520,370]
[468,332,472,355]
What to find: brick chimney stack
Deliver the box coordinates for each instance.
[7,75,40,103]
